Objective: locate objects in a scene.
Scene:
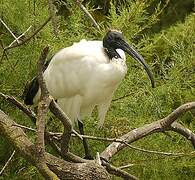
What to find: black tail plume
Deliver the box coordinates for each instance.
[22,56,53,105]
[22,77,39,105]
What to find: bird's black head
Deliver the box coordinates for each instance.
[103,30,124,50]
[103,30,155,88]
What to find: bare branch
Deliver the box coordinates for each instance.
[0,91,85,163]
[101,102,195,161]
[0,92,36,123]
[4,16,51,51]
[35,47,58,179]
[102,161,138,180]
[71,134,189,157]
[0,110,110,179]
[8,26,32,47]
[0,150,16,176]
[36,47,50,152]
[170,122,195,148]
[161,102,195,126]
[75,0,100,31]
[49,100,74,155]
[0,18,20,43]
[48,0,58,37]
[12,123,190,157]
[12,124,36,132]
[113,92,134,102]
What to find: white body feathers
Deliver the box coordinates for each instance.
[34,40,127,128]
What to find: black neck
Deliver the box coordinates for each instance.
[104,48,121,60]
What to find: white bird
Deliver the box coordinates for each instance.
[23,30,154,158]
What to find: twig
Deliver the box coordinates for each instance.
[72,129,83,140]
[8,26,32,47]
[0,19,20,43]
[13,124,191,157]
[0,40,16,72]
[0,150,16,176]
[12,124,36,132]
[124,142,186,156]
[0,40,8,63]
[102,161,139,180]
[113,92,134,102]
[118,164,135,169]
[75,0,100,31]
[72,134,189,157]
[95,152,101,165]
[4,16,51,51]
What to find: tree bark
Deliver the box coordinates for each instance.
[0,110,110,180]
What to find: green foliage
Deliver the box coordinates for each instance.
[0,0,195,179]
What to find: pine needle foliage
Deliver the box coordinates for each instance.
[0,0,194,179]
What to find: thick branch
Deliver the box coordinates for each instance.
[0,91,84,163]
[161,102,195,126]
[0,110,110,179]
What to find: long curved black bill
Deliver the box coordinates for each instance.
[121,42,155,88]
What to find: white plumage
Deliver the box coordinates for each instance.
[23,30,154,159]
[24,30,154,133]
[34,40,127,128]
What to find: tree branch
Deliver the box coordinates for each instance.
[0,18,20,43]
[0,150,16,176]
[75,0,100,31]
[101,102,195,161]
[48,0,58,37]
[4,17,51,51]
[0,110,110,179]
[49,100,72,154]
[35,47,58,179]
[169,122,195,148]
[36,47,50,153]
[0,92,37,123]
[102,161,138,180]
[8,26,32,47]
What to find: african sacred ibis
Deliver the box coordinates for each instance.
[23,30,154,159]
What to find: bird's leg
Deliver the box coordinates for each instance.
[78,120,93,160]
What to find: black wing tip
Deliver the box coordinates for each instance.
[22,77,39,105]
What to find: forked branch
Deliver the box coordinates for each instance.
[101,102,195,161]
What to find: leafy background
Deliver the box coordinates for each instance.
[0,0,195,179]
